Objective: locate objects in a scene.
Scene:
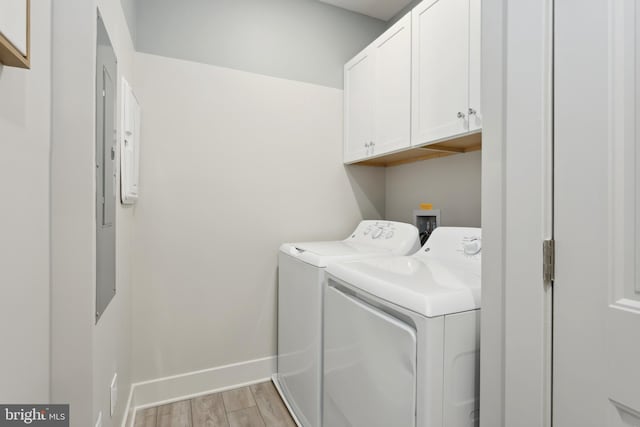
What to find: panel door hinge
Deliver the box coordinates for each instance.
[543,239,555,283]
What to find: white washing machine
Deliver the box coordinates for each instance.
[323,227,481,427]
[275,221,420,427]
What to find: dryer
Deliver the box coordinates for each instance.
[323,227,481,427]
[275,221,420,427]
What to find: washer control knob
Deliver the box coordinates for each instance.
[385,231,394,239]
[463,239,482,256]
[372,228,383,239]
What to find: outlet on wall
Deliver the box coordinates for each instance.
[110,373,118,417]
[95,411,102,427]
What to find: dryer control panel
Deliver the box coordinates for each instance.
[347,221,420,254]
[419,227,482,264]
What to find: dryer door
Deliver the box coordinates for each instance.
[324,285,417,427]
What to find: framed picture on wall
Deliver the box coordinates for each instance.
[0,0,30,69]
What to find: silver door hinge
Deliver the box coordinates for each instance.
[543,239,555,283]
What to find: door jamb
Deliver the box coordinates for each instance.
[480,0,554,425]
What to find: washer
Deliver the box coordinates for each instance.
[275,221,420,427]
[323,227,481,427]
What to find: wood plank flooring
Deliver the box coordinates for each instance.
[134,381,296,427]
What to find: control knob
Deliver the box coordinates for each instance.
[463,239,482,255]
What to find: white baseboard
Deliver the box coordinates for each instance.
[271,374,302,427]
[122,384,136,427]
[121,356,276,427]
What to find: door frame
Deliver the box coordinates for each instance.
[480,0,553,426]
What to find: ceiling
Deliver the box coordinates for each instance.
[316,0,414,21]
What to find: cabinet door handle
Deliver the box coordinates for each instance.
[364,141,374,156]
[457,111,466,119]
[468,108,477,116]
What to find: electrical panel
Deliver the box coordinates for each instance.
[121,77,140,205]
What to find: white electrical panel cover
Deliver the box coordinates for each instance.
[121,78,140,204]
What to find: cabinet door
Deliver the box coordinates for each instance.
[344,49,374,163]
[372,13,412,157]
[468,0,482,132]
[412,0,469,145]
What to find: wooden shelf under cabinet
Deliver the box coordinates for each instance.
[356,132,481,167]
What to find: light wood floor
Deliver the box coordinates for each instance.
[133,381,296,427]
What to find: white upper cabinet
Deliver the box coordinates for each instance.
[344,49,375,163]
[343,0,481,165]
[344,14,411,163]
[468,0,482,132]
[412,0,471,145]
[373,14,412,157]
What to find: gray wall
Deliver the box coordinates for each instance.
[134,0,386,88]
[120,0,136,43]
[387,0,422,26]
[0,0,51,403]
[385,151,482,227]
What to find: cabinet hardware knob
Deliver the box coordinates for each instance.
[468,108,477,116]
[457,112,466,119]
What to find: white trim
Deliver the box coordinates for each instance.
[480,0,553,425]
[271,375,303,427]
[121,383,136,427]
[120,356,276,427]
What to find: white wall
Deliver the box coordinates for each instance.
[94,1,137,426]
[385,151,482,227]
[132,52,385,382]
[0,0,51,403]
[51,0,136,426]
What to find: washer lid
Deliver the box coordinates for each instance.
[279,220,421,268]
[280,241,391,268]
[326,256,480,317]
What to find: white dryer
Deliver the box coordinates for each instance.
[323,227,481,427]
[275,221,420,427]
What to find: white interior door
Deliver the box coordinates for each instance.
[555,0,640,425]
